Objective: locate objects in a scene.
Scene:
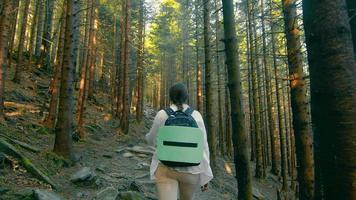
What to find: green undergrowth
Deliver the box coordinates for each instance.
[41,151,71,176]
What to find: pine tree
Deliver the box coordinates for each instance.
[222,0,253,199]
[303,0,356,199]
[281,0,315,198]
[53,0,80,160]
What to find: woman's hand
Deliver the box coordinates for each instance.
[201,183,208,192]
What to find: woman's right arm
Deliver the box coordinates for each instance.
[145,110,166,146]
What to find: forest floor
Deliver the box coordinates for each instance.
[0,68,282,200]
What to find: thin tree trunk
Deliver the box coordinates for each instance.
[346,0,356,55]
[7,0,19,69]
[28,0,40,66]
[195,0,203,114]
[247,0,263,179]
[303,0,356,199]
[41,0,54,71]
[135,0,144,122]
[44,6,66,128]
[119,0,131,134]
[203,0,216,167]
[0,0,15,122]
[261,0,279,176]
[215,0,224,156]
[222,0,253,199]
[35,0,44,57]
[246,17,255,162]
[12,0,30,83]
[53,0,80,160]
[87,3,97,99]
[77,0,93,138]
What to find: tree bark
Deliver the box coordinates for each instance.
[203,0,216,167]
[12,0,30,83]
[135,0,144,122]
[77,0,93,138]
[119,0,131,134]
[303,0,356,199]
[0,0,15,122]
[195,0,203,114]
[35,0,44,57]
[222,0,253,199]
[246,0,263,179]
[87,3,98,99]
[28,0,40,66]
[44,6,66,128]
[53,0,80,160]
[261,0,279,176]
[41,0,54,71]
[346,0,356,56]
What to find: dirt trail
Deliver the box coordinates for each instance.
[0,70,280,200]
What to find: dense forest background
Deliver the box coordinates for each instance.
[0,0,355,199]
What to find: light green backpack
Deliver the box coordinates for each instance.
[157,126,204,167]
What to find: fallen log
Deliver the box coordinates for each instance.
[0,138,57,189]
[0,134,40,153]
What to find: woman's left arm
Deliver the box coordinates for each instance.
[145,110,166,146]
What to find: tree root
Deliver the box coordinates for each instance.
[0,138,57,189]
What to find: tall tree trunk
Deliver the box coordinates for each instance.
[35,0,44,57]
[221,0,253,199]
[269,0,281,177]
[215,0,224,156]
[119,0,131,134]
[203,0,216,167]
[303,0,356,199]
[28,0,40,66]
[135,0,144,122]
[195,0,203,114]
[346,0,356,55]
[12,0,30,83]
[41,0,54,71]
[261,0,279,176]
[271,16,288,192]
[117,14,124,118]
[110,16,117,114]
[44,7,66,128]
[0,0,15,122]
[247,0,263,178]
[7,0,19,68]
[246,17,255,162]
[87,3,98,99]
[77,0,93,138]
[53,0,80,160]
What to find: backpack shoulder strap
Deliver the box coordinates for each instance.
[184,107,194,116]
[164,107,175,117]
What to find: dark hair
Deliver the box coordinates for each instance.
[169,83,188,111]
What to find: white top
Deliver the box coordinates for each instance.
[145,104,214,186]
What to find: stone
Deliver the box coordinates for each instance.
[122,152,134,158]
[116,191,144,200]
[115,148,125,153]
[103,153,113,159]
[94,187,118,200]
[0,187,9,195]
[137,154,147,158]
[33,189,64,200]
[252,187,265,200]
[76,191,89,198]
[96,165,106,173]
[70,167,96,183]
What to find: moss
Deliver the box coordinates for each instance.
[26,124,53,135]
[42,151,71,175]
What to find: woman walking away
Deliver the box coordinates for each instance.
[146,83,213,200]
